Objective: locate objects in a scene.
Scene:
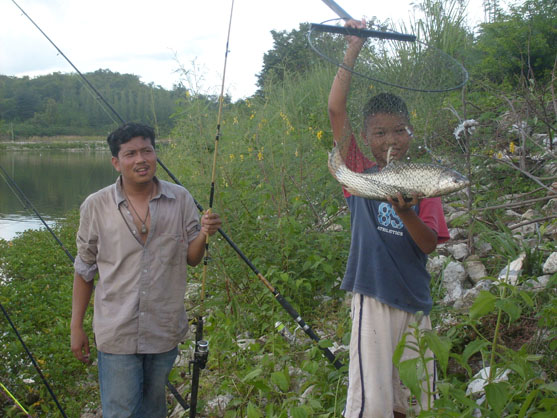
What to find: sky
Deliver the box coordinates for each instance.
[0,0,490,101]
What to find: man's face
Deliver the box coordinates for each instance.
[362,113,413,168]
[111,136,157,186]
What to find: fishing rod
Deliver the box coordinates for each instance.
[0,382,30,416]
[13,0,342,384]
[0,302,67,417]
[0,164,75,262]
[190,1,235,417]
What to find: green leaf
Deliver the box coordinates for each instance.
[397,358,422,400]
[469,291,497,320]
[247,401,263,418]
[462,339,490,365]
[252,380,272,393]
[317,339,333,348]
[242,368,263,382]
[518,289,534,307]
[518,389,538,418]
[485,382,509,416]
[290,406,309,418]
[393,333,408,365]
[495,298,522,322]
[423,331,451,377]
[271,371,290,392]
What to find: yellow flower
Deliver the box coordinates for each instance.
[316,130,324,140]
[233,116,238,125]
[509,141,515,154]
[295,149,299,157]
[229,154,235,161]
[248,147,253,152]
[240,154,244,161]
[257,151,263,161]
[411,110,417,119]
[250,113,255,120]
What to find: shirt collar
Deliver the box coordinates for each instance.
[114,175,175,206]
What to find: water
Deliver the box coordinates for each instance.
[0,148,118,241]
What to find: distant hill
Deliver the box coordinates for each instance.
[0,70,186,138]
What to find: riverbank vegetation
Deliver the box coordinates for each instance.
[1,0,556,416]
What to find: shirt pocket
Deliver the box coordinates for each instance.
[156,233,186,267]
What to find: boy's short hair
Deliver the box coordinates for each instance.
[107,122,156,157]
[363,93,410,128]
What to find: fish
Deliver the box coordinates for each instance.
[328,145,469,201]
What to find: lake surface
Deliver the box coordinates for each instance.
[0,148,118,241]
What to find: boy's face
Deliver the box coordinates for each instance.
[362,112,413,168]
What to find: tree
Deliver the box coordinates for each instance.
[473,0,557,84]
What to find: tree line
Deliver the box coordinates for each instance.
[0,70,186,138]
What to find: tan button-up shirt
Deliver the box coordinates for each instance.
[74,176,200,354]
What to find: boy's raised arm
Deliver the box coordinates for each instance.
[328,19,366,160]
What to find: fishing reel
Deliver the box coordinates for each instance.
[190,339,209,371]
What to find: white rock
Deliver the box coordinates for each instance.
[498,253,526,285]
[449,228,468,240]
[442,261,468,305]
[236,338,257,350]
[466,367,511,396]
[205,394,234,413]
[454,280,494,311]
[464,258,487,283]
[542,252,557,274]
[524,275,551,291]
[447,243,469,261]
[474,240,493,257]
[446,210,468,224]
[427,255,448,276]
[521,209,536,220]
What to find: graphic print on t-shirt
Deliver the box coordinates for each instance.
[376,202,404,236]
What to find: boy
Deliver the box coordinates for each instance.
[328,20,449,418]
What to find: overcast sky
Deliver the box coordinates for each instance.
[1,0,489,101]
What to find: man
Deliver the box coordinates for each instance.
[70,122,221,417]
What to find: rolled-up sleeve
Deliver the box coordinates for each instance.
[184,191,201,243]
[74,198,99,281]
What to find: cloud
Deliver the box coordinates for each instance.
[1,0,487,100]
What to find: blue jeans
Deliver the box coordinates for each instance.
[97,347,178,418]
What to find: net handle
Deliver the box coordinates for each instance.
[310,23,416,42]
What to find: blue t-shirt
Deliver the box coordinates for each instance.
[341,194,433,314]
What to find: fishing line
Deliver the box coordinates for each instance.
[11,0,343,393]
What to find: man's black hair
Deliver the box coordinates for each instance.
[107,122,156,157]
[363,93,410,128]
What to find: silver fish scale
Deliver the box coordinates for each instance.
[328,145,469,201]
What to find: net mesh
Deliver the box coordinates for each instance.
[308,18,469,167]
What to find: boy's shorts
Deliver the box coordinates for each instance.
[343,293,436,418]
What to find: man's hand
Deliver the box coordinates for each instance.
[201,212,222,236]
[71,326,91,364]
